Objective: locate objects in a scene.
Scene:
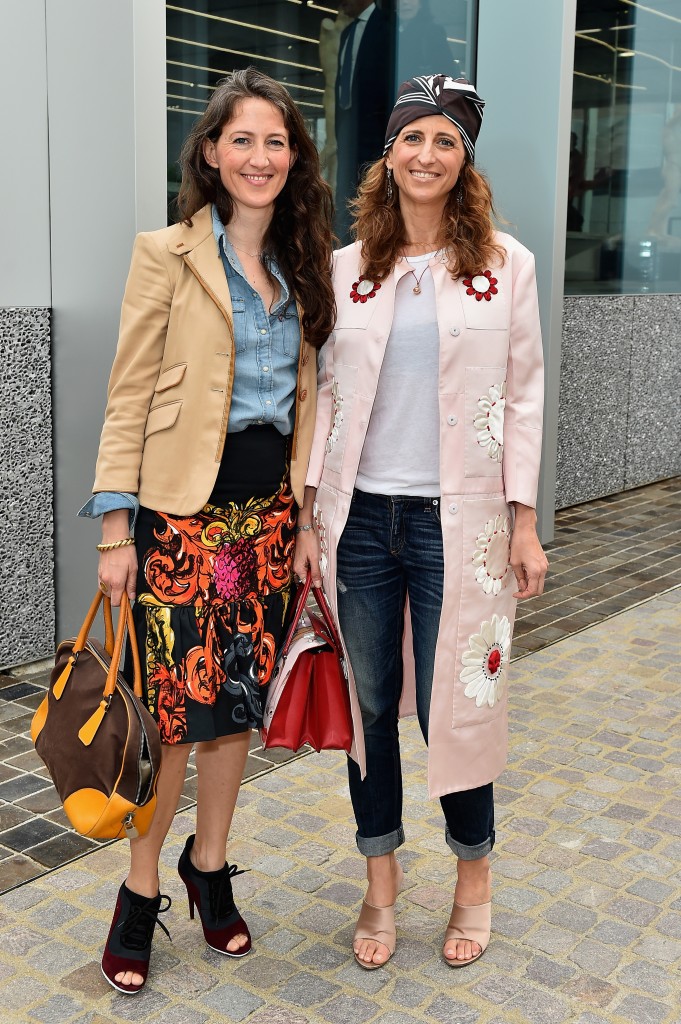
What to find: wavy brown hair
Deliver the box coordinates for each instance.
[177,68,335,348]
[350,158,506,282]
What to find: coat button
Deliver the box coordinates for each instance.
[449,326,460,337]
[447,414,458,426]
[260,328,267,336]
[448,502,458,515]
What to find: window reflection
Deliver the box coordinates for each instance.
[166,2,476,243]
[567,1,681,294]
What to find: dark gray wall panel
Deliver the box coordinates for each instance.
[556,296,633,508]
[557,294,681,509]
[625,295,681,491]
[0,308,54,668]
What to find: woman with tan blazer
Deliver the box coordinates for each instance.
[80,69,334,994]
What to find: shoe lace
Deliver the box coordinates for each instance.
[208,864,247,922]
[120,894,172,951]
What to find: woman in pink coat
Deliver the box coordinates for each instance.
[294,75,548,970]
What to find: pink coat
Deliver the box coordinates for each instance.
[306,234,544,799]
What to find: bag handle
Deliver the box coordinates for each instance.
[311,581,344,653]
[280,571,344,658]
[279,572,314,657]
[54,590,142,701]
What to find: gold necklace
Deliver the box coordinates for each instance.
[227,235,262,259]
[406,264,430,295]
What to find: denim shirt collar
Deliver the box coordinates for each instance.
[211,204,290,314]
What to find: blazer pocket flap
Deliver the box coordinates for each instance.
[154,362,187,392]
[458,277,508,330]
[145,401,181,438]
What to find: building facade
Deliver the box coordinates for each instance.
[1,0,679,667]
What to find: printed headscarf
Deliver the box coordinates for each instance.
[383,75,485,162]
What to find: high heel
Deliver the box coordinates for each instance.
[101,882,172,994]
[353,862,403,970]
[177,834,251,957]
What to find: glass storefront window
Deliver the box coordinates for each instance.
[166,2,477,240]
[567,0,681,294]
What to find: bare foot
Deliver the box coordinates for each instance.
[443,857,491,965]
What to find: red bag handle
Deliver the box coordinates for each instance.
[280,571,343,658]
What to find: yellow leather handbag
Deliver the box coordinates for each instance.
[31,591,162,840]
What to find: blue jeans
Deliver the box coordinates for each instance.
[336,489,495,860]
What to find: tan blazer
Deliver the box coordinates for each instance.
[94,204,318,512]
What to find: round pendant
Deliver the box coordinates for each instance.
[412,284,421,295]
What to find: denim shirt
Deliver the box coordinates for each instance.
[79,205,300,527]
[213,206,300,435]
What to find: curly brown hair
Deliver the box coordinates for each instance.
[350,158,506,282]
[176,68,335,349]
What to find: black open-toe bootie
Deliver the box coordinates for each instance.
[101,882,172,994]
[177,834,251,957]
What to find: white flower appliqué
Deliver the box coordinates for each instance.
[474,382,506,463]
[325,380,344,454]
[313,501,328,577]
[472,515,512,596]
[460,614,511,708]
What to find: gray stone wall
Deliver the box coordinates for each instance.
[0,307,54,668]
[556,294,681,509]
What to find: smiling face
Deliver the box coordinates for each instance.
[202,97,294,216]
[386,113,465,209]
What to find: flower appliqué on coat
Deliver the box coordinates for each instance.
[325,379,344,454]
[460,614,511,708]
[313,501,328,577]
[463,270,498,302]
[472,515,512,595]
[474,382,506,463]
[350,277,381,303]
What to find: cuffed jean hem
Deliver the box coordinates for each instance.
[445,827,495,860]
[356,825,406,857]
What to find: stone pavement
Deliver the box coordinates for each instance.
[2,476,679,890]
[0,587,680,1024]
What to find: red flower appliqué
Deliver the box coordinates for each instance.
[350,277,381,303]
[463,270,498,302]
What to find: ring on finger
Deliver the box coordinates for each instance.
[99,580,108,594]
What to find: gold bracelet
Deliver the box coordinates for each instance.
[96,537,135,552]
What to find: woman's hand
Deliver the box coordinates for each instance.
[293,527,322,589]
[98,509,137,607]
[510,503,549,600]
[292,487,322,587]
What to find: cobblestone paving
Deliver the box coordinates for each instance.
[1,477,678,891]
[0,588,679,1024]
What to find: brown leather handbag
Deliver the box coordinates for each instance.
[31,591,162,840]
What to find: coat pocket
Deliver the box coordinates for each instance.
[464,367,507,479]
[144,400,182,439]
[154,362,187,393]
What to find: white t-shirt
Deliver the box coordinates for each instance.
[356,253,441,497]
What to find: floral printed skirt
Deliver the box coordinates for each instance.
[130,472,296,745]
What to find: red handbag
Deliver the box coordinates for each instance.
[262,573,353,753]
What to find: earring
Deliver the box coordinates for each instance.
[386,167,393,201]
[456,181,464,205]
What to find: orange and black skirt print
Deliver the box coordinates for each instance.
[129,441,296,744]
